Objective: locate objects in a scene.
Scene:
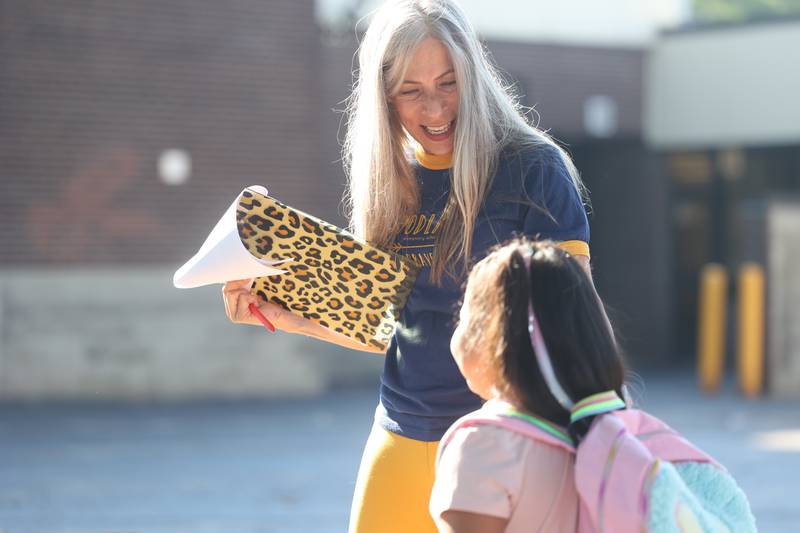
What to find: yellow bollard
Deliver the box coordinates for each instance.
[697,264,727,393]
[737,263,765,398]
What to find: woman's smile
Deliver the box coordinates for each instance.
[421,119,456,141]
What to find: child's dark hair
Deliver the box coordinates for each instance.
[461,237,626,443]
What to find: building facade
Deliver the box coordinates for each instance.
[6,3,795,399]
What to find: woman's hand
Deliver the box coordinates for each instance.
[221,278,386,354]
[221,279,297,333]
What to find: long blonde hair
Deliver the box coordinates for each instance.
[343,0,586,283]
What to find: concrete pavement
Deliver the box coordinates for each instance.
[0,372,798,532]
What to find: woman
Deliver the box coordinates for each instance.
[222,1,595,531]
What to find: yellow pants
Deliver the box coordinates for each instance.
[348,424,440,533]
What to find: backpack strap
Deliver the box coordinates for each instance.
[438,409,575,463]
[574,411,657,533]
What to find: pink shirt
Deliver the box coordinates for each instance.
[430,402,579,532]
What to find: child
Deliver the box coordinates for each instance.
[429,238,755,533]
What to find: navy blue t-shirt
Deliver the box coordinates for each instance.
[377,144,590,441]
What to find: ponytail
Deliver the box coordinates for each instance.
[460,238,626,441]
[498,239,626,441]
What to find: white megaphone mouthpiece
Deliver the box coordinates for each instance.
[173,185,287,288]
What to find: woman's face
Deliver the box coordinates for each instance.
[450,281,495,400]
[391,37,459,156]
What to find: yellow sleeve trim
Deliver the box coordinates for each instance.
[557,240,590,258]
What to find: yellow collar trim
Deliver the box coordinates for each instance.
[414,145,452,170]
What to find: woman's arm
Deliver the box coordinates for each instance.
[222,279,386,354]
[437,510,507,533]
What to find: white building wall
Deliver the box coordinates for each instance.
[645,21,800,149]
[0,269,382,401]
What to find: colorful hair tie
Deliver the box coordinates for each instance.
[569,390,626,424]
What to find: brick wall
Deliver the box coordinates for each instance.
[0,7,645,266]
[0,10,668,398]
[488,41,644,139]
[0,0,329,265]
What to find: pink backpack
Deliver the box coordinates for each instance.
[439,398,756,532]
